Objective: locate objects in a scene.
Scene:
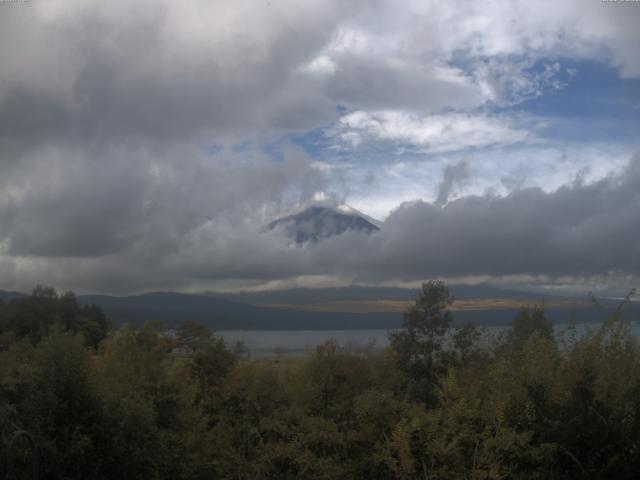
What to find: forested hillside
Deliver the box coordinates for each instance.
[1,282,639,479]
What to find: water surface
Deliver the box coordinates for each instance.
[219,321,640,357]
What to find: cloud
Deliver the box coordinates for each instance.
[2,153,639,294]
[321,54,483,112]
[0,0,638,294]
[435,161,469,206]
[0,143,326,257]
[307,154,640,283]
[335,111,534,152]
[397,0,640,77]
[0,0,369,156]
[2,0,637,157]
[471,59,573,107]
[297,0,640,113]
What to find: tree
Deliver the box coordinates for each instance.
[389,280,454,405]
[190,337,237,393]
[174,320,238,392]
[20,329,106,479]
[507,305,553,349]
[77,303,109,350]
[94,323,202,480]
[176,320,213,348]
[452,322,481,365]
[0,287,109,348]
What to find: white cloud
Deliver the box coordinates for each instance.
[300,55,339,76]
[336,111,534,153]
[398,0,640,76]
[310,0,640,110]
[325,142,637,220]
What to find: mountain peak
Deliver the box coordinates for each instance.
[266,203,381,244]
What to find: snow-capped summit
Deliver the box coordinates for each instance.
[266,200,381,244]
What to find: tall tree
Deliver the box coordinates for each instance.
[389,280,454,405]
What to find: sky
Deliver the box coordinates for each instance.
[0,0,639,295]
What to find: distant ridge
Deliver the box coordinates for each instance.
[0,289,28,302]
[77,291,401,330]
[3,286,635,331]
[77,289,636,329]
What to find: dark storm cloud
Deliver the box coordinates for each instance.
[309,154,640,281]
[16,153,640,293]
[1,144,326,258]
[0,8,353,164]
[0,0,357,291]
[2,148,639,293]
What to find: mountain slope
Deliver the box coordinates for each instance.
[77,290,632,330]
[0,289,28,302]
[3,286,634,331]
[266,205,380,244]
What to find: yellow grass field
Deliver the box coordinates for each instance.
[262,298,590,314]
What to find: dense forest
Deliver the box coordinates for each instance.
[1,281,639,479]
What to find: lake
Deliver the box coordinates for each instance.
[219,321,640,357]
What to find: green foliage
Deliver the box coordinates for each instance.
[0,329,105,479]
[389,280,454,404]
[92,324,203,479]
[507,305,554,349]
[176,320,238,394]
[0,286,109,349]
[176,319,214,350]
[452,322,482,365]
[1,282,639,479]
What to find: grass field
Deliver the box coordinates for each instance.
[262,298,591,314]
